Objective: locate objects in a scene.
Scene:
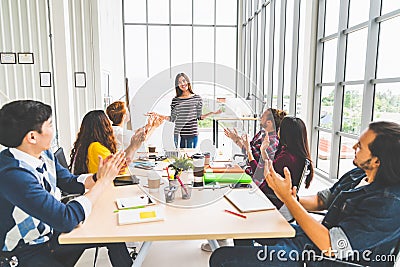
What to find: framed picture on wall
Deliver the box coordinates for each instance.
[75,72,86,88]
[17,53,34,64]
[39,72,52,87]
[0,52,16,64]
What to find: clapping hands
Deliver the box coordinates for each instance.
[97,151,126,182]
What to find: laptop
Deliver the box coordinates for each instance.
[225,189,275,213]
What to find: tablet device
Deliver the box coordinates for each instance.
[113,174,139,186]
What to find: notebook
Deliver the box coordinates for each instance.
[118,207,165,225]
[206,163,244,173]
[225,189,275,213]
[116,195,155,210]
[203,172,252,184]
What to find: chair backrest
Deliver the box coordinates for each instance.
[54,147,69,169]
[297,159,311,194]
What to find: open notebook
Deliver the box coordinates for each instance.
[118,207,165,225]
[225,189,275,213]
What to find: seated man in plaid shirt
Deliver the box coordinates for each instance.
[224,108,287,185]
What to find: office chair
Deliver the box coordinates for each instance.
[53,147,82,204]
[54,147,69,169]
[279,159,311,222]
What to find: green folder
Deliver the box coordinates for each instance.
[203,172,252,184]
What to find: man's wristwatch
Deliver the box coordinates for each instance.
[92,173,97,182]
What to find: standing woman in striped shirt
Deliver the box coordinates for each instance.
[149,73,221,148]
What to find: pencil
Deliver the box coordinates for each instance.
[224,209,247,219]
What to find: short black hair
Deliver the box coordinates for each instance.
[0,100,52,147]
[368,121,400,186]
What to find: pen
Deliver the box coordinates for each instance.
[176,176,188,195]
[113,205,146,213]
[224,209,247,219]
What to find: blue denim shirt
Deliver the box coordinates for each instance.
[317,168,400,266]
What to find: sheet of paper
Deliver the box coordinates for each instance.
[118,207,165,225]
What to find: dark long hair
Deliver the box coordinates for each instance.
[368,121,400,186]
[278,116,314,188]
[175,73,194,97]
[69,110,117,174]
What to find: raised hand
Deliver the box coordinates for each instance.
[97,151,126,182]
[149,114,164,129]
[242,133,250,152]
[213,109,223,115]
[224,128,235,139]
[145,112,168,121]
[131,127,146,146]
[265,163,293,202]
[260,136,270,150]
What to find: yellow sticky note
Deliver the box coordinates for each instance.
[139,211,156,219]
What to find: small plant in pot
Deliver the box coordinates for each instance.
[168,156,194,180]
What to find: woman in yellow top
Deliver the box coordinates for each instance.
[69,110,147,174]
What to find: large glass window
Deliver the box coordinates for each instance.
[345,29,368,81]
[171,27,192,68]
[314,0,400,180]
[124,0,237,98]
[376,15,400,79]
[324,0,340,36]
[338,136,356,178]
[374,84,400,124]
[381,1,400,15]
[148,26,170,76]
[317,131,332,174]
[319,86,334,129]
[124,0,146,23]
[148,0,169,23]
[348,0,370,27]
[341,85,363,135]
[171,0,192,24]
[241,0,303,114]
[322,39,337,83]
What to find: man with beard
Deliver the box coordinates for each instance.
[210,121,400,266]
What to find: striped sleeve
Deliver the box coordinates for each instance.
[196,95,203,120]
[170,97,178,123]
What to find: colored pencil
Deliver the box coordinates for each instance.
[224,209,247,219]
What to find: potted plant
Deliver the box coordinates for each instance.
[168,156,194,183]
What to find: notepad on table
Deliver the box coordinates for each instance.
[116,195,155,210]
[118,207,165,225]
[225,189,275,213]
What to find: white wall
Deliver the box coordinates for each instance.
[0,0,125,160]
[98,0,125,101]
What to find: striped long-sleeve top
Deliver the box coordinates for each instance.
[170,94,203,136]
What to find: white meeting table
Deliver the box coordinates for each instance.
[59,178,295,266]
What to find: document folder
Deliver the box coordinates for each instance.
[203,172,252,184]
